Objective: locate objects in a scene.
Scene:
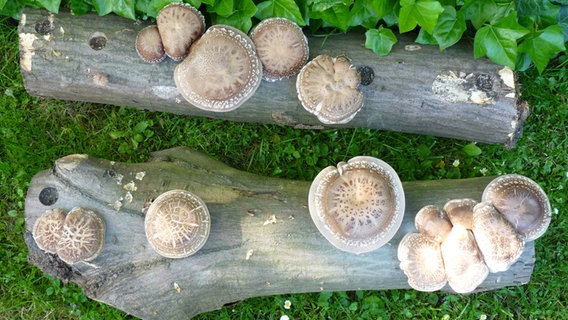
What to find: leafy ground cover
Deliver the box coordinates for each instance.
[1,13,567,320]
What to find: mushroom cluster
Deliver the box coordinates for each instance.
[398,174,551,293]
[32,207,106,265]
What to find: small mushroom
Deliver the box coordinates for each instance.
[157,3,205,61]
[481,174,551,241]
[145,190,210,258]
[56,207,106,265]
[173,25,262,112]
[135,25,166,64]
[443,198,477,229]
[308,156,405,254]
[414,205,452,243]
[398,232,447,292]
[249,17,309,81]
[296,54,364,124]
[472,202,525,273]
[32,208,66,254]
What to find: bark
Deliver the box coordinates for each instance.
[18,9,528,148]
[25,147,535,319]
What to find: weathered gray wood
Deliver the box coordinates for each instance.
[25,147,535,319]
[18,9,528,148]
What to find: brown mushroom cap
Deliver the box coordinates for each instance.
[472,202,525,273]
[135,25,166,64]
[56,207,106,265]
[174,25,262,112]
[249,17,309,81]
[32,208,66,254]
[145,190,210,259]
[398,232,447,292]
[481,174,551,241]
[296,54,364,124]
[443,198,477,229]
[308,156,405,254]
[157,3,205,61]
[414,205,452,243]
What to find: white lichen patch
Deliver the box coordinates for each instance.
[135,171,146,180]
[263,214,277,225]
[404,44,422,51]
[498,67,515,89]
[152,86,179,100]
[124,191,133,203]
[246,249,254,260]
[19,33,38,72]
[432,71,495,105]
[55,154,88,172]
[109,199,123,211]
[93,73,109,86]
[173,282,181,293]
[123,181,137,191]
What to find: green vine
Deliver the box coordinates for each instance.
[2,0,567,73]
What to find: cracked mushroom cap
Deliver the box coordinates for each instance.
[308,156,405,254]
[297,54,364,124]
[472,202,525,273]
[157,3,205,61]
[249,17,309,81]
[174,25,262,112]
[135,25,166,63]
[443,198,477,229]
[414,205,452,243]
[56,207,106,265]
[32,208,66,254]
[145,190,210,259]
[481,174,551,241]
[398,232,447,292]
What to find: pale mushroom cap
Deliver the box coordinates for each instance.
[145,189,210,259]
[443,198,478,229]
[414,205,452,243]
[297,54,364,124]
[249,17,309,81]
[32,208,66,254]
[441,225,489,293]
[481,174,551,241]
[398,233,447,292]
[56,207,106,265]
[174,25,262,112]
[472,202,525,273]
[135,25,166,64]
[308,156,405,254]
[157,3,205,61]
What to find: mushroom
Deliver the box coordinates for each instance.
[443,198,477,229]
[481,174,551,241]
[249,17,309,81]
[156,3,205,61]
[173,25,262,112]
[135,25,166,64]
[308,156,405,254]
[296,54,364,124]
[145,190,210,259]
[56,207,106,265]
[414,205,452,243]
[472,202,525,273]
[398,232,447,292]
[32,208,66,254]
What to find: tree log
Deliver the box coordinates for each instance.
[25,147,535,319]
[18,9,528,148]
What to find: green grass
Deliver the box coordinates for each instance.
[1,15,567,319]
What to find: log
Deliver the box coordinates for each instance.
[18,9,528,148]
[24,147,535,319]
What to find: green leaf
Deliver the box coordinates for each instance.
[0,0,6,10]
[399,0,444,34]
[210,0,234,16]
[433,6,466,50]
[462,0,498,29]
[349,0,380,29]
[462,142,482,156]
[515,0,560,29]
[474,13,529,68]
[92,0,135,19]
[309,3,352,32]
[255,0,305,26]
[415,27,438,44]
[518,25,566,74]
[70,0,92,16]
[216,0,257,33]
[37,0,61,13]
[365,27,398,56]
[558,5,568,42]
[312,0,350,12]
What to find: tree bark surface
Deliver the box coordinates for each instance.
[18,9,528,147]
[25,147,535,319]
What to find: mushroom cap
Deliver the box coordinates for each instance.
[145,189,210,259]
[440,225,489,293]
[481,174,551,241]
[308,156,405,254]
[157,3,205,61]
[32,208,66,254]
[398,232,447,292]
[414,205,452,243]
[249,17,309,81]
[443,198,478,229]
[174,25,262,112]
[56,207,106,265]
[135,25,166,64]
[472,202,525,273]
[296,54,364,124]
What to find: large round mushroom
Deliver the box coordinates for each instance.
[398,232,447,292]
[308,156,405,254]
[157,3,205,61]
[135,25,166,64]
[32,208,66,254]
[174,25,262,112]
[56,207,106,265]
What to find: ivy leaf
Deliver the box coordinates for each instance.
[518,25,566,74]
[216,0,257,33]
[209,0,234,16]
[558,5,568,42]
[433,6,466,50]
[0,0,6,10]
[365,26,398,56]
[312,0,351,12]
[461,0,498,29]
[349,0,380,29]
[37,0,61,13]
[255,0,305,26]
[93,0,135,19]
[416,28,438,44]
[399,0,444,34]
[309,3,351,32]
[515,0,560,29]
[70,0,92,16]
[474,13,529,68]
